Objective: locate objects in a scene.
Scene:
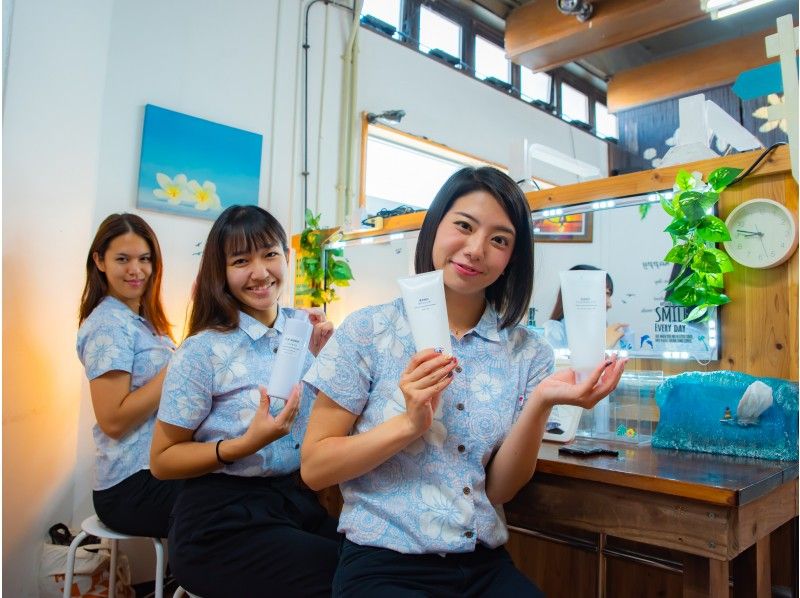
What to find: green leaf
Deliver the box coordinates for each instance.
[692,249,723,273]
[704,271,724,289]
[327,247,344,257]
[678,191,706,223]
[665,219,691,237]
[707,167,742,192]
[305,208,314,226]
[659,193,676,217]
[705,247,734,273]
[667,284,701,306]
[700,289,730,306]
[639,203,651,220]
[664,244,689,264]
[684,305,708,322]
[675,170,696,191]
[695,215,731,242]
[328,259,354,281]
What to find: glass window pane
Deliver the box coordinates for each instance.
[521,68,552,103]
[365,138,463,211]
[419,6,461,59]
[361,0,401,30]
[560,83,588,123]
[474,36,509,82]
[595,103,618,139]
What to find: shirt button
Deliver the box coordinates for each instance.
[294,443,300,449]
[455,365,463,373]
[273,347,278,353]
[457,444,465,453]
[464,531,474,539]
[456,403,465,411]
[463,487,470,495]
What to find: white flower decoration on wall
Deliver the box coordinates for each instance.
[752,94,788,134]
[153,173,188,204]
[187,180,222,211]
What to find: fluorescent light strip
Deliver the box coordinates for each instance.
[715,0,776,18]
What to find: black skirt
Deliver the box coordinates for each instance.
[168,472,341,598]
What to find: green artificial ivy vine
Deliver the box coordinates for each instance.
[296,209,354,307]
[660,166,742,322]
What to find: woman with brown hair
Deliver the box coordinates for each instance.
[76,213,181,537]
[150,205,338,598]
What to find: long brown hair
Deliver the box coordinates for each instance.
[79,213,173,341]
[187,205,288,337]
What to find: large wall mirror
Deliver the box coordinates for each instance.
[323,192,720,363]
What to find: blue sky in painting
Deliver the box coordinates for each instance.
[137,104,262,220]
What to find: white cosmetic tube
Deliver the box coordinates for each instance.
[559,270,609,433]
[398,270,453,355]
[267,314,313,400]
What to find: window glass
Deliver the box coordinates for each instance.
[560,82,588,123]
[595,103,618,139]
[361,0,401,30]
[474,36,509,82]
[419,6,461,59]
[521,68,552,103]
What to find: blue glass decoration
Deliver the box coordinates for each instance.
[652,371,798,460]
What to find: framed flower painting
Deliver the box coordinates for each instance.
[136,104,262,221]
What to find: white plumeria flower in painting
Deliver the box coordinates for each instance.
[470,372,502,402]
[85,335,120,372]
[153,173,188,204]
[753,94,788,134]
[210,343,247,387]
[382,387,446,455]
[187,180,222,211]
[419,483,472,543]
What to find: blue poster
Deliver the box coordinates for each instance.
[137,104,262,220]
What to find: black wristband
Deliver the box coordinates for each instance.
[215,439,235,466]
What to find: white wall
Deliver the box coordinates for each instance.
[2,1,609,593]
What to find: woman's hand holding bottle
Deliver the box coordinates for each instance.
[399,349,457,437]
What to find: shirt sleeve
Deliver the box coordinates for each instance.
[515,331,555,423]
[77,316,135,380]
[157,335,214,430]
[542,319,567,350]
[303,309,374,416]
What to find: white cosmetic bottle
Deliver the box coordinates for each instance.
[397,270,453,355]
[267,314,313,401]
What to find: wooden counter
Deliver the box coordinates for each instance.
[505,442,798,597]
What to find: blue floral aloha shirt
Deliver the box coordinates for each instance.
[303,297,554,554]
[77,296,176,490]
[157,308,315,477]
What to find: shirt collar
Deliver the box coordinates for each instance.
[103,295,147,323]
[238,308,285,341]
[394,297,502,343]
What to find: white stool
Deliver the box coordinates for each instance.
[62,514,165,598]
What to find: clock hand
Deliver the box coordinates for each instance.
[736,228,763,236]
[753,224,769,258]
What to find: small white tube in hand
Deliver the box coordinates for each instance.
[267,314,313,401]
[559,270,609,432]
[398,270,452,355]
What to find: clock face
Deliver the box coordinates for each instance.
[723,199,798,269]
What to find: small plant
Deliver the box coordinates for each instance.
[296,209,354,307]
[660,167,742,322]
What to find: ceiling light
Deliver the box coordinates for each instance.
[703,0,777,19]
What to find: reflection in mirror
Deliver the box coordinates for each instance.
[322,192,720,364]
[531,193,720,362]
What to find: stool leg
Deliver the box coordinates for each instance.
[109,539,117,598]
[152,538,165,598]
[63,531,89,598]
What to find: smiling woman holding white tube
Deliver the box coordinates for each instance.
[301,166,627,597]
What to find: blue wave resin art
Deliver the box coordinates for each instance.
[652,370,798,461]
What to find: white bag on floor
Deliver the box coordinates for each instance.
[39,539,133,597]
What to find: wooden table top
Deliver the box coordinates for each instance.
[535,441,798,507]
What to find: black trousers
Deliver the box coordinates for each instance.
[168,472,341,598]
[333,538,545,598]
[93,469,182,538]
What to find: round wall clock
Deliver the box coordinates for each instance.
[723,198,798,269]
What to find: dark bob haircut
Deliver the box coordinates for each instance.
[187,205,288,337]
[414,166,533,330]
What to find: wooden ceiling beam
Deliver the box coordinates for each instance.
[506,0,708,73]
[607,29,777,112]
